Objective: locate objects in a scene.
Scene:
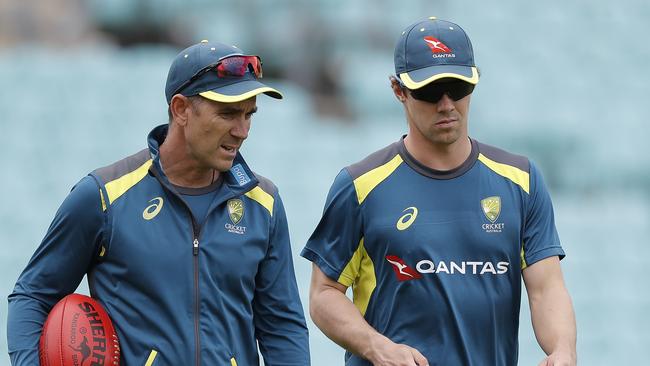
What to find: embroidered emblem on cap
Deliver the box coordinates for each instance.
[423,36,452,54]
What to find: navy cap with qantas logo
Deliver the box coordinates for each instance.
[394,17,479,89]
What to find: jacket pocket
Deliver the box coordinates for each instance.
[144,349,159,366]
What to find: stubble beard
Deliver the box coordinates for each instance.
[422,120,463,147]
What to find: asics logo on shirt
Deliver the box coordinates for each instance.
[143,197,164,220]
[396,207,418,231]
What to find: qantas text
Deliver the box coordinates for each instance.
[416,260,509,275]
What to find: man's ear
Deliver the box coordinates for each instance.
[389,76,407,103]
[169,94,192,126]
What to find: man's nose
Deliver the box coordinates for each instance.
[437,93,455,112]
[231,118,250,139]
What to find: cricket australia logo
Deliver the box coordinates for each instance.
[225,199,246,234]
[481,196,504,233]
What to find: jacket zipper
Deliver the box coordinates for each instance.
[191,221,201,366]
[149,166,233,366]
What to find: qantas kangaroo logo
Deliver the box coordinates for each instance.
[423,36,452,53]
[385,255,422,281]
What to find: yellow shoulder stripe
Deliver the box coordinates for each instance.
[478,153,530,194]
[353,154,403,204]
[244,186,274,216]
[338,238,376,316]
[104,159,153,205]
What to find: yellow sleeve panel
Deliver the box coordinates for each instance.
[337,238,377,317]
[520,245,528,270]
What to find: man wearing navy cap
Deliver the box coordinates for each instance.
[303,18,576,365]
[8,40,310,365]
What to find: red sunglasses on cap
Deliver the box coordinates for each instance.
[173,55,263,96]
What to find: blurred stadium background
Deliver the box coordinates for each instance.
[1,0,648,364]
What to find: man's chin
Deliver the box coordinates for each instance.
[214,159,236,173]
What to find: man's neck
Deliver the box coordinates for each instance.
[403,134,472,171]
[159,133,218,188]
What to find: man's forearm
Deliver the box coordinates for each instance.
[310,286,386,360]
[7,294,48,365]
[529,279,577,359]
[309,265,429,365]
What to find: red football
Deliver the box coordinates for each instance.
[39,293,120,366]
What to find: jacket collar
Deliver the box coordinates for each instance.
[147,124,259,195]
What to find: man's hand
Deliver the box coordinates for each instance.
[365,333,429,366]
[537,349,576,366]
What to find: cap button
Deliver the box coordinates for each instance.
[200,40,209,43]
[429,16,437,20]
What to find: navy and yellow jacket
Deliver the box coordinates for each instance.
[8,125,310,366]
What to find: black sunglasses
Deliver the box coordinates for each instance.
[408,79,475,104]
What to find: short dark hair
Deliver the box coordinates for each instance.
[167,95,204,122]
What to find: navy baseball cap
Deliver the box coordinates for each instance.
[165,40,282,104]
[394,17,479,89]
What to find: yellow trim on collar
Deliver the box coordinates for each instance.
[199,87,282,103]
[399,66,479,89]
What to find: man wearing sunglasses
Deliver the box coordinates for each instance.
[8,41,310,365]
[302,18,576,366]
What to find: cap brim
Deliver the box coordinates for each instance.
[199,80,283,103]
[399,65,479,89]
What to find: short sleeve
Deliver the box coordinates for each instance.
[301,169,364,285]
[521,161,565,268]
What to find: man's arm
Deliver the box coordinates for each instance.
[7,176,104,365]
[309,264,428,366]
[252,194,310,366]
[523,256,577,366]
